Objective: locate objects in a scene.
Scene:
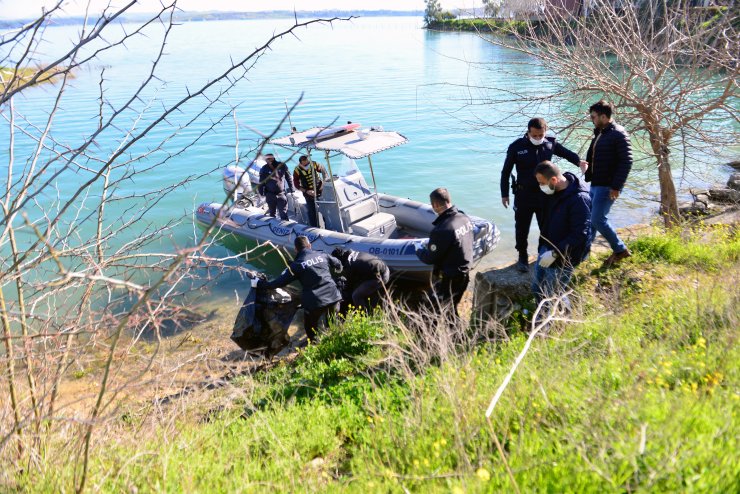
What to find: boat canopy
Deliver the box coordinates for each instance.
[270,126,408,159]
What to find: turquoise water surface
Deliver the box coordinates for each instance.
[2,16,733,302]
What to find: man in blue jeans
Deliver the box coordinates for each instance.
[584,100,633,268]
[532,161,592,313]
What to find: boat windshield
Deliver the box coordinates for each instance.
[334,156,361,177]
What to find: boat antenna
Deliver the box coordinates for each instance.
[284,98,296,133]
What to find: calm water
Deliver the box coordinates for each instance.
[3,16,734,300]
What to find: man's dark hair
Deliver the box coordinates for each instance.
[535,160,561,180]
[331,247,349,260]
[589,100,614,118]
[299,155,309,163]
[527,117,547,130]
[294,235,311,251]
[430,187,451,205]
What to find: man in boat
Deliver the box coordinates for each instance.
[331,247,390,312]
[415,187,474,317]
[585,100,633,268]
[258,236,342,343]
[500,118,588,273]
[293,155,327,227]
[258,153,294,221]
[532,160,592,313]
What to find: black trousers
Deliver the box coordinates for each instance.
[303,302,340,342]
[266,192,289,221]
[350,266,390,311]
[431,273,470,317]
[304,194,318,227]
[514,194,546,257]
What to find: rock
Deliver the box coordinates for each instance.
[727,160,740,170]
[679,202,709,217]
[708,188,740,204]
[473,263,532,325]
[703,206,740,225]
[728,173,740,191]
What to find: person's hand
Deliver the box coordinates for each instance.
[413,240,427,252]
[609,189,620,201]
[306,190,316,198]
[502,197,510,208]
[538,250,558,268]
[579,160,589,173]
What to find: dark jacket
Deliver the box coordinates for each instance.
[261,249,342,310]
[332,248,388,287]
[540,172,592,267]
[501,135,581,199]
[416,206,474,278]
[585,122,632,191]
[258,162,293,195]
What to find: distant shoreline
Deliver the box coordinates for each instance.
[0,10,423,28]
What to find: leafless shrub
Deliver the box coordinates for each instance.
[453,0,738,225]
[1,2,349,489]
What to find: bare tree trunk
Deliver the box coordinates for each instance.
[656,146,679,227]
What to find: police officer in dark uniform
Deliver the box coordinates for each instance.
[500,118,587,272]
[331,247,390,312]
[415,187,474,317]
[258,236,342,343]
[258,153,294,221]
[293,155,327,227]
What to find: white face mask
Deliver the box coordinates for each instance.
[539,183,555,195]
[529,137,545,146]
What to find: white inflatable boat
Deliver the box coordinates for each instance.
[195,124,500,280]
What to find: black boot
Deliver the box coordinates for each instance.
[516,253,529,273]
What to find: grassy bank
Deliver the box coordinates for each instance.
[14,222,740,492]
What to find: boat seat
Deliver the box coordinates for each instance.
[341,197,378,225]
[351,212,396,239]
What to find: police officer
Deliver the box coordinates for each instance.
[258,236,342,343]
[258,153,294,221]
[331,247,390,312]
[293,155,327,227]
[415,187,474,316]
[500,118,587,272]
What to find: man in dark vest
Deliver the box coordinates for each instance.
[415,187,474,317]
[258,153,294,221]
[501,118,587,272]
[258,236,342,343]
[331,247,390,312]
[293,155,327,227]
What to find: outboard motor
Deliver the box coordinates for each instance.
[231,276,301,355]
[222,159,264,205]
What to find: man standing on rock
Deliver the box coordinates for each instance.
[501,118,587,273]
[415,187,474,317]
[585,100,633,268]
[532,161,592,311]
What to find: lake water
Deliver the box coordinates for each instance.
[3,15,734,301]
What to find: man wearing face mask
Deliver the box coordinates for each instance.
[532,160,592,310]
[415,187,474,317]
[501,118,588,273]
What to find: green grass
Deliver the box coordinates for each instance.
[14,224,740,492]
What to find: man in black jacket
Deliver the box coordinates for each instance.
[331,247,390,312]
[501,118,587,272]
[532,161,592,309]
[415,187,474,316]
[258,236,342,342]
[585,100,633,268]
[258,153,294,221]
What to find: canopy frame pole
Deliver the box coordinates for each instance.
[367,154,380,213]
[322,149,345,233]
